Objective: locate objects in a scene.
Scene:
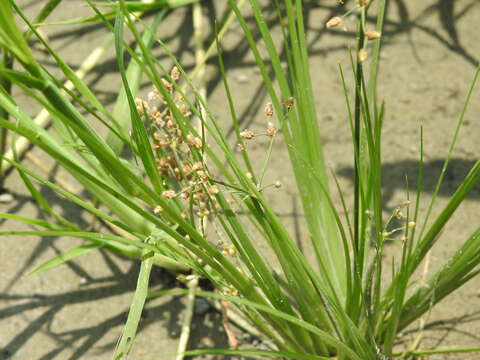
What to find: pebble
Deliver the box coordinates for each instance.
[235,74,249,84]
[0,192,14,203]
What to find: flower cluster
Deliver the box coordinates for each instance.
[325,1,382,63]
[135,67,218,220]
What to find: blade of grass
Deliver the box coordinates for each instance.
[0,36,113,173]
[36,0,198,26]
[24,0,62,39]
[0,213,64,229]
[398,227,480,331]
[184,348,331,360]
[149,288,364,360]
[114,6,164,194]
[106,9,166,154]
[12,139,77,229]
[396,347,480,357]
[0,48,13,188]
[114,247,154,359]
[415,64,480,260]
[28,243,102,276]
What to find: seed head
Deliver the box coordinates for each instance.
[365,30,381,40]
[358,0,370,6]
[147,91,156,102]
[207,185,220,195]
[197,209,210,217]
[153,131,162,141]
[264,102,274,117]
[162,190,176,199]
[266,122,277,137]
[173,167,182,179]
[240,129,255,140]
[158,138,170,148]
[149,107,161,120]
[197,170,209,181]
[155,119,166,128]
[274,180,282,189]
[186,134,202,148]
[153,206,163,214]
[179,104,191,116]
[170,66,180,81]
[182,163,192,174]
[228,245,237,257]
[326,16,342,29]
[157,157,168,168]
[162,78,173,92]
[135,98,148,116]
[358,48,368,62]
[408,221,416,228]
[227,285,238,297]
[395,209,404,219]
[192,162,203,171]
[283,97,295,110]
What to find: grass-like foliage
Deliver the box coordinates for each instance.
[1,0,480,359]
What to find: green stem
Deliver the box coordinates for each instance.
[353,12,365,261]
[0,48,13,189]
[114,248,154,359]
[394,347,480,357]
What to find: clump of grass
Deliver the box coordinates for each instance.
[0,0,480,359]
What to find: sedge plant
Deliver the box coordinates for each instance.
[0,0,480,359]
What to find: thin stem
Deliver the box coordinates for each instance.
[394,347,480,357]
[259,136,275,187]
[0,48,13,189]
[175,277,198,360]
[353,7,366,272]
